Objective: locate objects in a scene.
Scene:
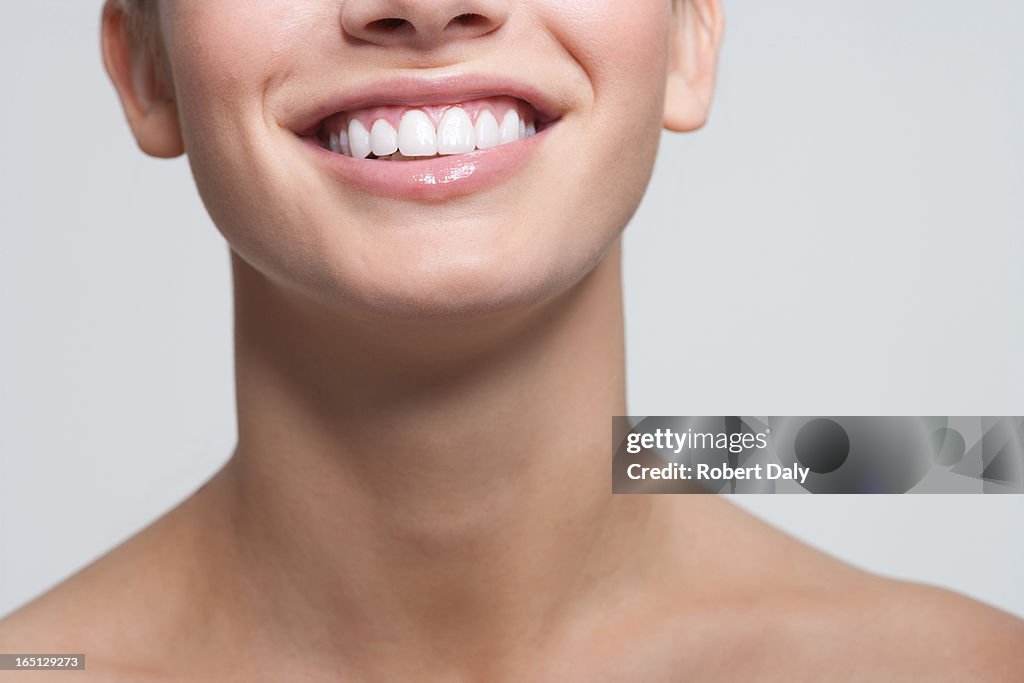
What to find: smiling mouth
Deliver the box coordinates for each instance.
[314,96,550,161]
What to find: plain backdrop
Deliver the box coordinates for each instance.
[1,1,1022,619]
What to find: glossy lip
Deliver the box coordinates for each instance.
[301,126,551,202]
[289,73,564,137]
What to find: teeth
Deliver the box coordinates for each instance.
[331,104,539,159]
[475,110,501,149]
[398,110,438,157]
[499,110,520,146]
[369,119,398,157]
[348,119,371,159]
[437,107,476,155]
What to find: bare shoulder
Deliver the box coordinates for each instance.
[0,484,231,682]
[749,575,1024,683]
[0,594,155,683]
[758,571,1024,682]
[842,576,1024,681]
[681,500,1024,682]
[0,552,171,683]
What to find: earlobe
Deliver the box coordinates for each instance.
[663,72,709,133]
[101,1,184,158]
[662,0,724,133]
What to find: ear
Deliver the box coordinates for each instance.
[664,0,725,133]
[101,0,184,158]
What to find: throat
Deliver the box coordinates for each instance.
[221,244,636,656]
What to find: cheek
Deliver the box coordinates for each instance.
[159,2,326,262]
[538,0,672,234]
[538,0,672,185]
[161,1,331,157]
[164,0,324,83]
[160,3,274,195]
[541,0,672,101]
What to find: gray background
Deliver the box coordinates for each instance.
[1,1,1022,618]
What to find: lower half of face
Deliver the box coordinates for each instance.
[170,0,673,320]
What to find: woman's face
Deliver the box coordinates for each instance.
[147,0,696,319]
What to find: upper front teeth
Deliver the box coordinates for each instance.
[370,119,399,157]
[398,109,438,157]
[330,105,537,160]
[475,111,501,149]
[437,107,475,155]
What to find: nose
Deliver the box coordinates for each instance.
[341,0,510,49]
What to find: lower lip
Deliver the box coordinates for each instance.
[301,130,549,202]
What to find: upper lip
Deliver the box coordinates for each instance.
[289,72,565,137]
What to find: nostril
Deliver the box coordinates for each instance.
[447,13,489,30]
[369,17,410,32]
[344,4,506,45]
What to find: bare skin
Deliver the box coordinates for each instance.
[2,248,1023,682]
[3,0,1024,679]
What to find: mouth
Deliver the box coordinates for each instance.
[313,96,549,161]
[292,75,564,199]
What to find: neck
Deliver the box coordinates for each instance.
[217,239,662,674]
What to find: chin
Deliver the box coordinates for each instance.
[308,232,600,322]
